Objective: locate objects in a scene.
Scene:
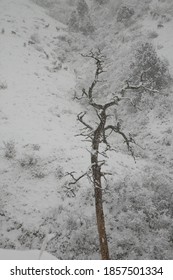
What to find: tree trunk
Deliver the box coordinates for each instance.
[92,162,109,259]
[91,116,110,259]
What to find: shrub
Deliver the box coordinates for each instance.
[31,166,46,179]
[68,12,95,35]
[45,210,99,259]
[55,166,64,179]
[131,42,171,90]
[94,0,109,5]
[79,20,95,35]
[32,144,40,151]
[32,0,56,9]
[3,140,16,159]
[105,170,173,259]
[77,0,89,18]
[68,1,94,35]
[18,228,45,249]
[19,153,38,167]
[0,82,7,90]
[68,11,80,32]
[117,6,135,23]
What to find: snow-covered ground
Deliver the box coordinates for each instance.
[0,0,90,259]
[0,248,57,260]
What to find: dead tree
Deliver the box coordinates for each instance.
[71,49,155,260]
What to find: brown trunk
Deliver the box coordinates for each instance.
[92,163,109,259]
[91,114,110,259]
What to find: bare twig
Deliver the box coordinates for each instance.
[105,125,136,162]
[77,112,93,130]
[66,171,89,185]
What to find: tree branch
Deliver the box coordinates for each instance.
[66,171,89,185]
[77,112,93,130]
[121,71,159,96]
[105,125,136,161]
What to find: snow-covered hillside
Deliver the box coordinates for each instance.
[0,0,90,259]
[0,0,173,260]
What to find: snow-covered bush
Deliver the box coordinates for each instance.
[0,81,7,90]
[94,0,109,5]
[68,1,95,35]
[57,34,72,45]
[105,169,173,259]
[31,166,46,179]
[32,0,56,9]
[79,20,95,35]
[150,0,173,20]
[130,42,171,90]
[68,11,79,32]
[68,12,95,35]
[55,165,64,179]
[45,210,99,259]
[32,144,40,151]
[18,228,44,249]
[77,0,89,17]
[32,0,75,24]
[117,6,135,23]
[3,140,16,159]
[19,153,38,167]
[18,154,47,178]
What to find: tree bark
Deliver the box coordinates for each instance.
[91,110,110,260]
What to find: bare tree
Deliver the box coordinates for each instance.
[70,49,156,260]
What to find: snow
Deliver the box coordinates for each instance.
[0,0,173,260]
[0,232,57,259]
[0,0,89,258]
[0,0,78,155]
[0,249,57,260]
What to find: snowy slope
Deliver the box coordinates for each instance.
[0,0,90,258]
[0,0,80,154]
[0,248,57,260]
